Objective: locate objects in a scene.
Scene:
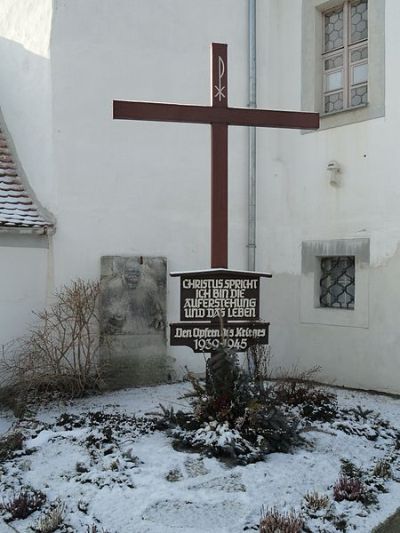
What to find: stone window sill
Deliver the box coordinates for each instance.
[300,239,370,329]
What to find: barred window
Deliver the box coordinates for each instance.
[320,256,355,309]
[323,0,368,114]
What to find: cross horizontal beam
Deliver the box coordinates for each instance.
[113,101,319,130]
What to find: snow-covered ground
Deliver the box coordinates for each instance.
[0,382,399,532]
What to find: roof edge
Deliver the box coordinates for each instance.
[0,107,56,229]
[0,225,55,236]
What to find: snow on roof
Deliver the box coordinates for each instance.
[0,127,52,229]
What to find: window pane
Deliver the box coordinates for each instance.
[324,92,343,113]
[325,54,344,70]
[352,63,368,84]
[325,8,344,51]
[351,0,368,43]
[351,85,368,106]
[326,70,343,91]
[320,256,355,309]
[350,46,368,63]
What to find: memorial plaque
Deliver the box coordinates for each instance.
[170,269,272,354]
[179,273,260,321]
[170,321,269,353]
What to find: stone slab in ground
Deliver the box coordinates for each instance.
[184,456,209,477]
[188,472,246,493]
[141,499,246,531]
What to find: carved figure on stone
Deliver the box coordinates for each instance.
[101,257,166,336]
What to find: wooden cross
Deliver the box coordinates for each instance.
[113,43,319,269]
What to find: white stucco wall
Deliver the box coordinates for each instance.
[0,1,53,348]
[256,0,400,393]
[49,0,250,375]
[0,0,53,207]
[0,237,49,348]
[0,0,399,392]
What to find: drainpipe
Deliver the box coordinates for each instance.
[46,228,55,305]
[248,0,257,271]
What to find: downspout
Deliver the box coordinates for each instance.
[248,0,257,271]
[45,227,55,305]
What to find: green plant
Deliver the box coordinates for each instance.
[340,458,363,479]
[156,344,301,464]
[336,459,380,506]
[0,431,24,462]
[373,458,392,479]
[165,468,183,482]
[349,405,374,420]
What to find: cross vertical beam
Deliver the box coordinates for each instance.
[211,124,228,268]
[113,44,319,271]
[211,43,228,268]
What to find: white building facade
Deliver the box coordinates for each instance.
[0,0,398,393]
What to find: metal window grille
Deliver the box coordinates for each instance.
[320,256,355,309]
[322,0,368,114]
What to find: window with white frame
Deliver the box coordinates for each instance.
[303,0,383,129]
[322,0,368,114]
[300,239,369,328]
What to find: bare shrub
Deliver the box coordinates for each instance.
[272,365,337,422]
[0,279,104,400]
[0,489,46,521]
[304,491,330,512]
[259,507,303,533]
[34,501,64,532]
[86,525,111,533]
[303,491,331,520]
[273,364,321,396]
[336,460,380,506]
[333,476,366,502]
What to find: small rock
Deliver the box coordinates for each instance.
[19,459,32,471]
[166,468,183,482]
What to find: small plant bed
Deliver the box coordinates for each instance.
[154,345,305,465]
[0,379,399,532]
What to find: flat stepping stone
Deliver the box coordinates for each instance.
[142,499,246,531]
[188,472,246,493]
[184,457,209,477]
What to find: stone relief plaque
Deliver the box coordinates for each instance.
[100,256,167,387]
